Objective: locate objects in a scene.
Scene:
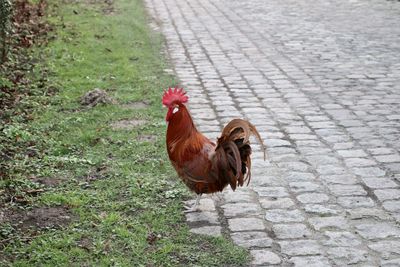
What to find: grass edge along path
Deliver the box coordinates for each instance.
[0,0,250,266]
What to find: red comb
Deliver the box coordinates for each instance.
[162,87,188,106]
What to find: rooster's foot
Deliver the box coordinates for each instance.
[214,192,223,202]
[183,194,201,213]
[183,204,199,213]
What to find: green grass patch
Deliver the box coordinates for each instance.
[0,0,249,266]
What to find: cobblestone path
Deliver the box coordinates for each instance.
[146,0,400,265]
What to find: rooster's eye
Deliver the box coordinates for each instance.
[173,106,179,114]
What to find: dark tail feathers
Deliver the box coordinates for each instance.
[215,119,266,191]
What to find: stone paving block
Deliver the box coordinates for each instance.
[333,142,355,150]
[272,153,300,162]
[272,223,312,239]
[279,240,321,256]
[304,204,340,216]
[289,256,332,267]
[289,182,321,193]
[306,155,340,167]
[228,218,265,232]
[382,200,400,212]
[305,115,330,122]
[289,133,318,140]
[308,121,336,129]
[296,140,324,147]
[265,209,305,223]
[354,222,400,239]
[231,231,273,248]
[222,202,261,218]
[250,249,281,265]
[374,154,400,163]
[374,189,400,201]
[190,226,221,237]
[223,189,254,203]
[337,149,368,158]
[297,193,330,204]
[352,167,386,177]
[185,198,216,212]
[277,161,310,172]
[286,172,316,182]
[368,240,400,259]
[253,186,288,197]
[299,147,332,156]
[337,196,375,208]
[285,126,312,134]
[320,174,358,185]
[327,247,368,265]
[323,231,362,247]
[347,208,392,221]
[386,163,400,172]
[259,197,295,209]
[328,184,367,196]
[268,147,297,155]
[368,147,396,155]
[344,158,377,167]
[323,135,351,144]
[185,211,219,224]
[309,216,349,231]
[381,258,400,267]
[264,138,292,147]
[337,120,364,127]
[316,165,347,175]
[361,177,398,189]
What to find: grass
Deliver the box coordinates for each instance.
[0,0,249,266]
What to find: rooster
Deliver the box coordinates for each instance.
[163,87,265,211]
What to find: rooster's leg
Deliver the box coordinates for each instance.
[184,194,202,212]
[194,194,201,206]
[214,192,223,202]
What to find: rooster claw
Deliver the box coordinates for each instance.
[214,192,223,202]
[183,194,202,213]
[183,205,199,213]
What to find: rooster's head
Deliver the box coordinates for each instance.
[162,87,188,121]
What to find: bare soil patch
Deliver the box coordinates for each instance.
[137,134,157,143]
[80,88,114,107]
[1,206,74,232]
[86,0,115,15]
[78,236,93,251]
[83,165,109,181]
[122,101,150,110]
[31,176,64,187]
[102,0,115,15]
[111,119,146,130]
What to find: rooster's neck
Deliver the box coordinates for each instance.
[166,105,198,142]
[166,105,205,159]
